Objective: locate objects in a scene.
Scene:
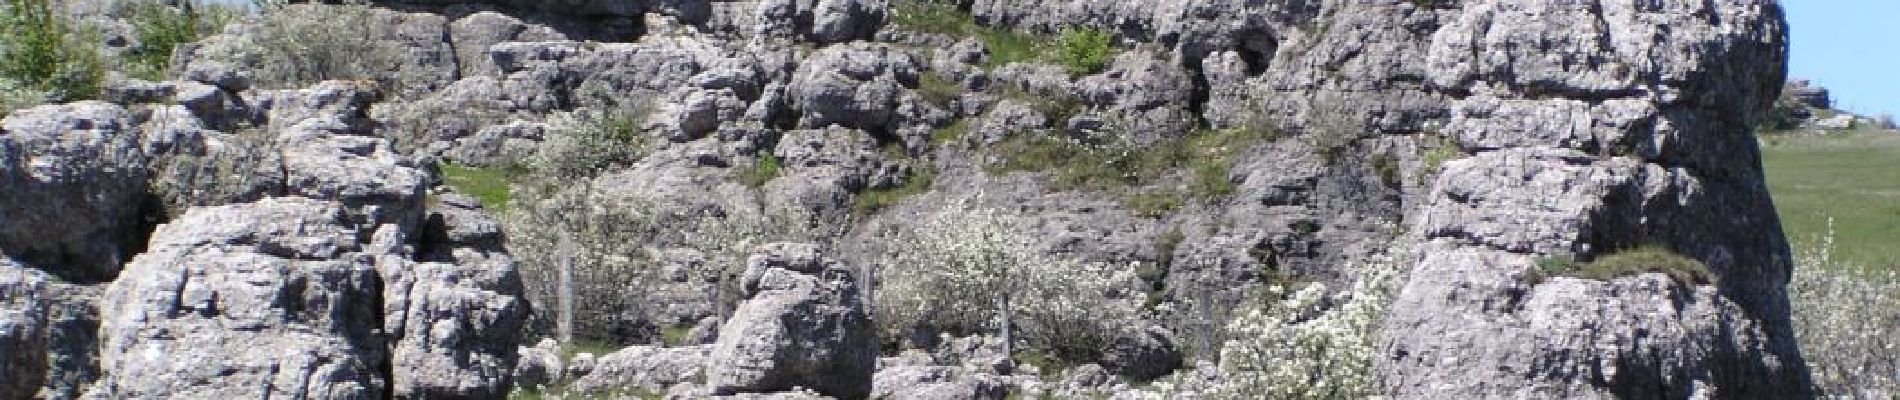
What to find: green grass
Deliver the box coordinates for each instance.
[1762,130,1900,269]
[737,153,783,188]
[440,163,519,212]
[887,0,1094,73]
[978,27,1047,70]
[987,127,1269,203]
[917,71,962,107]
[888,0,975,37]
[659,325,693,347]
[854,167,935,214]
[931,119,971,145]
[1125,191,1185,218]
[1532,246,1716,286]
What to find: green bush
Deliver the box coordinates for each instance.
[0,0,104,107]
[123,1,230,80]
[1055,28,1115,76]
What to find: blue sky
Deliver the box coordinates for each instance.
[1785,0,1900,116]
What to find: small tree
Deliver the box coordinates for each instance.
[876,202,1141,364]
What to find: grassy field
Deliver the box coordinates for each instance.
[1761,129,1900,269]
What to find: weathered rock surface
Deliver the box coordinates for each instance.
[0,102,149,283]
[91,192,525,399]
[1379,0,1809,398]
[708,243,875,399]
[571,344,710,394]
[870,365,1008,400]
[94,198,391,399]
[0,262,53,400]
[380,253,528,399]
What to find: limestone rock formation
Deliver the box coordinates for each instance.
[0,102,149,283]
[708,243,876,399]
[0,0,1823,397]
[0,262,53,400]
[93,198,391,399]
[1379,0,1810,398]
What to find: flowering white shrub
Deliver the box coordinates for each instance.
[1791,220,1900,398]
[528,106,651,180]
[1213,253,1401,400]
[875,202,1143,359]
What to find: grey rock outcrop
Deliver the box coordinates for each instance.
[0,102,149,282]
[870,366,1008,400]
[1379,1,1809,398]
[94,198,391,399]
[0,262,52,400]
[571,344,710,394]
[707,243,875,399]
[1787,79,1831,110]
[789,43,921,133]
[380,252,528,399]
[92,188,525,399]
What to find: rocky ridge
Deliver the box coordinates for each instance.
[0,0,1815,398]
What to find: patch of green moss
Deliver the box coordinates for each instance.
[1532,246,1716,286]
[931,119,971,145]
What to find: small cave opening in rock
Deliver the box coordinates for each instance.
[1235,30,1279,77]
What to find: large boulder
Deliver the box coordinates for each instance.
[788,43,921,132]
[756,0,888,44]
[0,102,149,282]
[93,198,391,399]
[1378,1,1810,398]
[380,255,528,399]
[707,243,875,399]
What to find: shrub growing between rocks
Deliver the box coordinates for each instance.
[875,202,1144,364]
[1213,253,1401,399]
[1055,28,1115,76]
[235,0,403,90]
[0,0,104,109]
[123,0,231,80]
[530,106,652,180]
